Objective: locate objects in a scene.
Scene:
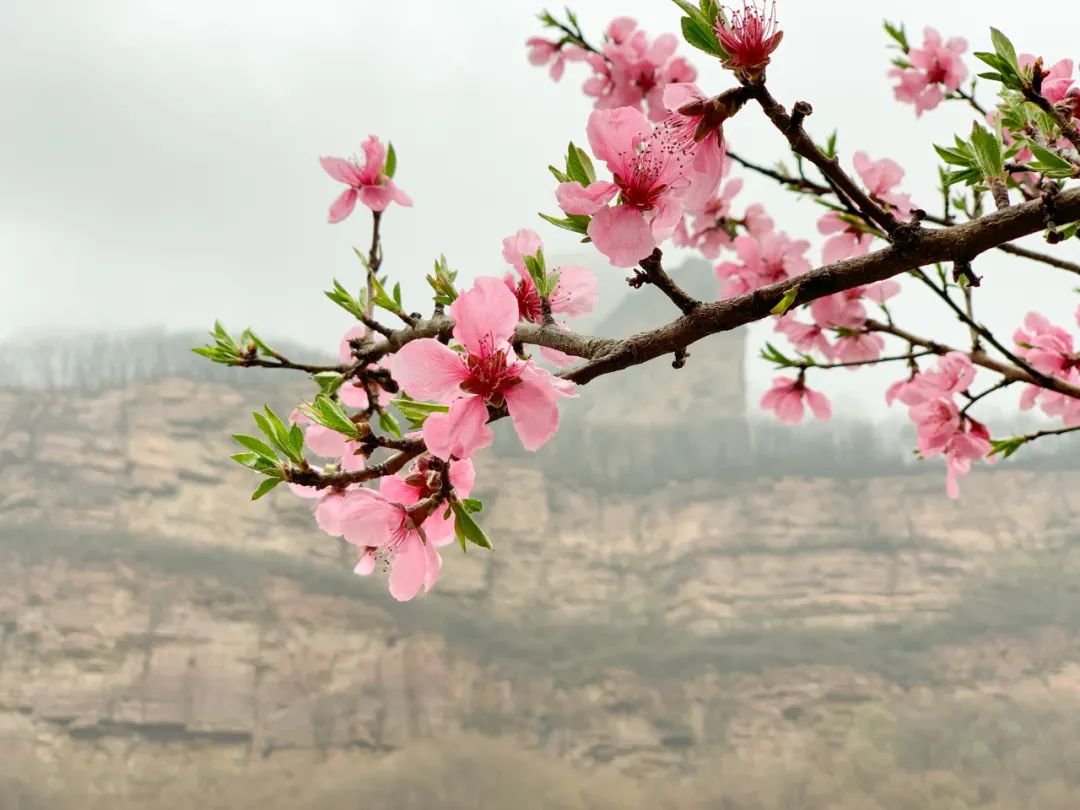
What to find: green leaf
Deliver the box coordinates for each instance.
[451,500,494,551]
[934,143,973,167]
[989,436,1026,459]
[669,0,702,18]
[385,142,397,178]
[288,422,305,458]
[1026,141,1077,176]
[263,406,303,462]
[770,284,800,316]
[231,452,279,474]
[989,27,1018,72]
[233,434,279,461]
[882,20,909,52]
[459,497,484,513]
[548,164,570,183]
[252,409,299,463]
[969,122,1005,181]
[680,15,722,56]
[310,394,361,439]
[212,320,239,353]
[378,409,402,438]
[824,131,838,160]
[251,477,283,501]
[241,329,274,355]
[393,398,450,428]
[539,211,590,235]
[565,142,590,185]
[759,341,794,368]
[313,371,346,395]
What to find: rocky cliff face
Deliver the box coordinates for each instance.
[2,318,1080,798]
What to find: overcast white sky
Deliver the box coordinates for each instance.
[3,0,1079,414]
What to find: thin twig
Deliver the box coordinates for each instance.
[631,248,700,315]
[911,269,1052,387]
[960,378,1014,416]
[997,243,1080,276]
[747,85,902,235]
[866,318,1080,401]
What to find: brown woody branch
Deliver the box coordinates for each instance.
[630,248,700,315]
[746,85,903,235]
[996,243,1080,276]
[729,148,1080,276]
[563,187,1080,385]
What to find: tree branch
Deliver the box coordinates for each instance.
[747,85,903,235]
[996,242,1080,276]
[631,248,700,315]
[866,318,1080,400]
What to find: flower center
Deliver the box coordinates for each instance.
[461,347,523,402]
[514,277,544,323]
[926,62,948,84]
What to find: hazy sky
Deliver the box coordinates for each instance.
[3,0,1079,413]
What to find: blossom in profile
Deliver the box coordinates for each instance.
[500,229,598,366]
[320,135,411,223]
[714,1,783,79]
[760,375,831,424]
[525,37,585,81]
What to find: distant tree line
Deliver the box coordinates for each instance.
[0,330,326,391]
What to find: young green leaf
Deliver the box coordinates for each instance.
[539,212,590,235]
[385,142,397,178]
[989,27,1018,72]
[378,409,403,438]
[310,395,361,439]
[233,434,280,462]
[969,123,1005,181]
[770,284,801,316]
[989,436,1026,459]
[882,20,909,52]
[251,477,283,501]
[452,499,494,550]
[680,15,722,56]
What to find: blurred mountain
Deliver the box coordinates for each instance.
[3,274,1080,805]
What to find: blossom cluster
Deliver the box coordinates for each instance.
[206,3,1080,604]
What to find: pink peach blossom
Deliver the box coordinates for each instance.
[852,152,914,217]
[320,136,412,222]
[1019,54,1075,104]
[714,1,783,75]
[576,18,697,122]
[888,27,968,116]
[659,83,728,213]
[1014,312,1077,377]
[832,332,886,366]
[561,106,698,266]
[526,37,585,81]
[392,277,570,459]
[715,231,811,297]
[760,375,831,424]
[774,314,833,358]
[817,212,874,264]
[341,489,441,601]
